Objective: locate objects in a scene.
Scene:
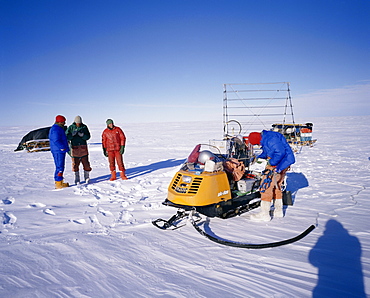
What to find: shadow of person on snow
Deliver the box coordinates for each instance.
[126,158,186,179]
[88,158,186,183]
[309,219,366,297]
[285,172,309,204]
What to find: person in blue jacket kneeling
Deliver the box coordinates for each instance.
[248,130,295,221]
[49,115,70,189]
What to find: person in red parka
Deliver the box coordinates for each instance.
[102,119,128,181]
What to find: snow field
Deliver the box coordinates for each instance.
[0,117,369,297]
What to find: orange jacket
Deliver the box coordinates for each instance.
[102,126,126,152]
[300,128,312,133]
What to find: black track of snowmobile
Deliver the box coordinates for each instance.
[190,212,316,249]
[161,191,261,219]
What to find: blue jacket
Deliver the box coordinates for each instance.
[258,130,295,172]
[49,124,70,153]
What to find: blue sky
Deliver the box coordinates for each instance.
[1,0,369,127]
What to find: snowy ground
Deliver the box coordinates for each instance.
[0,116,369,297]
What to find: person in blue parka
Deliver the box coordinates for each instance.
[49,115,70,189]
[248,130,295,221]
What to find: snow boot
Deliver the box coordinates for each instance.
[75,171,80,185]
[110,171,116,181]
[250,200,271,222]
[84,170,90,184]
[273,199,283,218]
[55,180,69,189]
[120,171,128,180]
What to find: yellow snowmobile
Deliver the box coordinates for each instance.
[153,140,263,229]
[152,141,315,249]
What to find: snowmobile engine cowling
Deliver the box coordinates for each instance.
[167,170,232,207]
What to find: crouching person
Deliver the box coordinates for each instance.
[102,119,128,181]
[49,115,70,189]
[66,115,92,184]
[248,131,295,221]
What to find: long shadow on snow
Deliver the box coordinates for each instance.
[88,158,186,183]
[285,172,309,204]
[126,158,186,179]
[200,217,255,245]
[309,219,366,297]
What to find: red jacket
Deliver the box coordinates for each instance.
[102,126,126,152]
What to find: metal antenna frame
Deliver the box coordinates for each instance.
[223,82,296,138]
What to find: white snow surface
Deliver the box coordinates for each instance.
[1,116,369,297]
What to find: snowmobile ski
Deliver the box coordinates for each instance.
[152,209,202,230]
[189,211,316,249]
[152,210,188,230]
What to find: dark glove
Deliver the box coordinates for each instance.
[72,131,77,136]
[103,148,108,157]
[78,132,84,137]
[120,145,125,155]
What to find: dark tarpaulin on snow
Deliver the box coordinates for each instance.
[15,127,51,151]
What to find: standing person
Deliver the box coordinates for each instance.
[248,130,295,221]
[66,115,92,184]
[102,119,128,181]
[49,115,70,189]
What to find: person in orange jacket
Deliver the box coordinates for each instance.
[102,119,128,181]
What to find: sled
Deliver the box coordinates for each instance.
[15,126,51,152]
[25,139,50,152]
[271,123,317,148]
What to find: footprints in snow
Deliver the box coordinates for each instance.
[71,218,87,225]
[2,197,15,205]
[1,197,17,227]
[69,179,161,227]
[1,196,58,232]
[3,211,17,226]
[28,202,56,216]
[44,208,56,216]
[28,202,46,208]
[97,207,114,217]
[1,175,165,231]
